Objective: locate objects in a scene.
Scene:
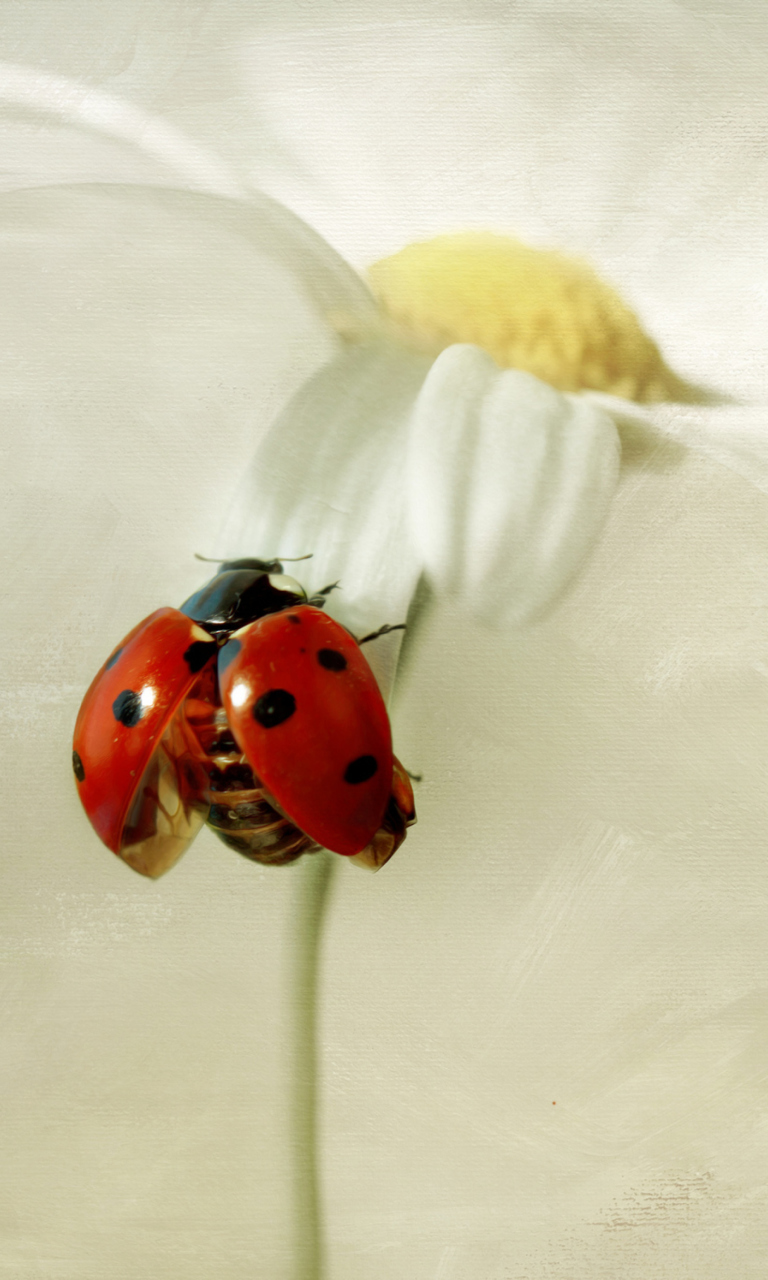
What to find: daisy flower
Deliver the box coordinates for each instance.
[3,6,768,1278]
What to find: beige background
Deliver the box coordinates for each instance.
[3,3,768,1277]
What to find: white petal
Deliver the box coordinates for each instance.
[0,60,246,196]
[407,345,620,626]
[585,391,768,503]
[0,181,375,619]
[649,401,768,501]
[217,339,432,700]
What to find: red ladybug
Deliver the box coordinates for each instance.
[72,558,416,878]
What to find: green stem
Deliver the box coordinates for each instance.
[287,848,336,1280]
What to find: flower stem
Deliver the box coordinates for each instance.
[287,848,335,1280]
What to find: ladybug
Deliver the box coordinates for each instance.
[72,558,416,878]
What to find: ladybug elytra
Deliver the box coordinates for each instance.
[72,558,416,877]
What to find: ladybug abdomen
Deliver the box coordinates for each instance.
[182,689,415,869]
[184,698,318,866]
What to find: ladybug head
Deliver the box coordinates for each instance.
[180,563,308,635]
[217,557,283,574]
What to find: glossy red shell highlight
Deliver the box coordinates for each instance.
[218,606,393,856]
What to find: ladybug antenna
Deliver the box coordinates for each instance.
[193,552,314,564]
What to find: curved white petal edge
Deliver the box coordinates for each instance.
[219,341,621,699]
[0,60,246,197]
[586,391,768,501]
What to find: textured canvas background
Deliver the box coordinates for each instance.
[3,3,768,1276]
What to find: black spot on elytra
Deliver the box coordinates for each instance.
[254,688,296,729]
[218,637,242,674]
[344,754,378,785]
[105,647,122,670]
[112,689,144,728]
[183,639,216,673]
[287,613,301,625]
[72,750,85,782]
[317,647,347,672]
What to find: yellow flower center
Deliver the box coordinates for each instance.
[367,233,686,403]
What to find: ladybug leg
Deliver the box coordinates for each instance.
[357,622,407,645]
[307,581,341,608]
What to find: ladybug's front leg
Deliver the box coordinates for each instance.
[307,581,340,608]
[357,622,407,646]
